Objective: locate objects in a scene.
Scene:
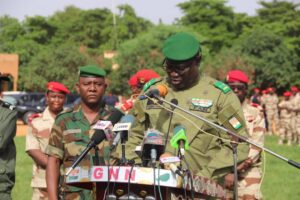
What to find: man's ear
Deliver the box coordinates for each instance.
[75,82,80,94]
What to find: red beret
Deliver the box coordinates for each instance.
[128,75,138,87]
[267,87,274,92]
[254,88,260,92]
[46,82,70,94]
[135,69,160,84]
[291,86,299,92]
[226,70,249,84]
[283,91,292,97]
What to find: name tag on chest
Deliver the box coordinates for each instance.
[189,98,213,113]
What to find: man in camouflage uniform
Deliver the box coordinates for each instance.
[290,87,300,146]
[278,91,293,145]
[117,33,249,193]
[290,86,299,144]
[46,65,122,200]
[226,70,265,200]
[0,78,17,200]
[261,87,279,135]
[26,82,70,200]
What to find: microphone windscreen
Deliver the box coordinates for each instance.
[91,130,107,144]
[156,84,168,97]
[108,109,124,125]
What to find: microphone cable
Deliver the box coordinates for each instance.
[183,155,194,200]
[157,166,163,200]
[152,164,157,200]
[127,164,135,200]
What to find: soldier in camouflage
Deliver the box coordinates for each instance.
[290,86,300,144]
[226,70,265,200]
[116,32,249,191]
[261,87,279,135]
[0,78,17,200]
[278,91,293,145]
[26,82,69,200]
[46,65,121,200]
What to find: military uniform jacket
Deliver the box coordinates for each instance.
[46,103,118,192]
[0,100,17,193]
[124,75,249,180]
[242,101,265,166]
[278,99,293,119]
[26,107,55,188]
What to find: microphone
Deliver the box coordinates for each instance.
[170,125,189,157]
[139,84,168,100]
[141,129,165,166]
[110,114,135,150]
[66,110,124,176]
[66,131,106,176]
[160,152,183,177]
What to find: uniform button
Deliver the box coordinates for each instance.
[0,168,5,174]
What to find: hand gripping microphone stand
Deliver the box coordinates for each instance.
[147,94,300,200]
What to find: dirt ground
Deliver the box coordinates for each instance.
[16,120,28,136]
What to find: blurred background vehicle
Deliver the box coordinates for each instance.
[2,91,79,124]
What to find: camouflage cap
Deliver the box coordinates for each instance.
[162,32,201,61]
[79,65,106,78]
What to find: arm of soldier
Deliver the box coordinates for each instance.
[26,126,48,168]
[0,107,17,152]
[247,110,265,164]
[45,122,64,200]
[46,156,61,200]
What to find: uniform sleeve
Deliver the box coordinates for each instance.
[248,110,265,162]
[45,120,64,160]
[25,125,40,151]
[0,106,17,152]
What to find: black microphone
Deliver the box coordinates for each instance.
[141,129,165,166]
[110,114,135,151]
[66,109,124,176]
[66,131,106,176]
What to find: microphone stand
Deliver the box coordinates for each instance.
[149,95,300,199]
[120,131,129,165]
[151,95,300,169]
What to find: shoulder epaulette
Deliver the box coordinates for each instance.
[142,77,163,92]
[213,81,231,94]
[28,113,42,124]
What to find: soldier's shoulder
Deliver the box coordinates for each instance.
[55,108,74,122]
[29,113,43,124]
[248,103,263,114]
[201,76,231,94]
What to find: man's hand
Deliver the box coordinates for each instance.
[224,173,235,189]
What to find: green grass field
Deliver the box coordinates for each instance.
[12,135,300,199]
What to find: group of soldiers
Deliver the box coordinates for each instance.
[251,86,300,146]
[0,32,298,200]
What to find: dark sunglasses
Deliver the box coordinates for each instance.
[228,83,247,91]
[162,59,194,75]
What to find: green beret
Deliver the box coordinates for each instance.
[162,32,201,61]
[79,65,106,78]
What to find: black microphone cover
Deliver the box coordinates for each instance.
[108,109,125,125]
[170,98,178,110]
[91,131,107,144]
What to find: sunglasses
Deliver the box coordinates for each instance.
[162,59,194,75]
[228,83,247,91]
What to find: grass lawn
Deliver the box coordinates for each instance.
[12,135,300,199]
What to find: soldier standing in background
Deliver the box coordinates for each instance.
[250,88,261,105]
[290,86,300,146]
[26,82,70,200]
[290,86,299,144]
[278,91,293,145]
[225,70,265,200]
[261,87,279,135]
[0,77,17,200]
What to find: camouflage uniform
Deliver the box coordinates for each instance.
[0,100,17,200]
[237,101,265,199]
[291,93,300,145]
[122,76,249,181]
[26,107,55,200]
[46,104,117,200]
[278,99,293,145]
[261,93,279,135]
